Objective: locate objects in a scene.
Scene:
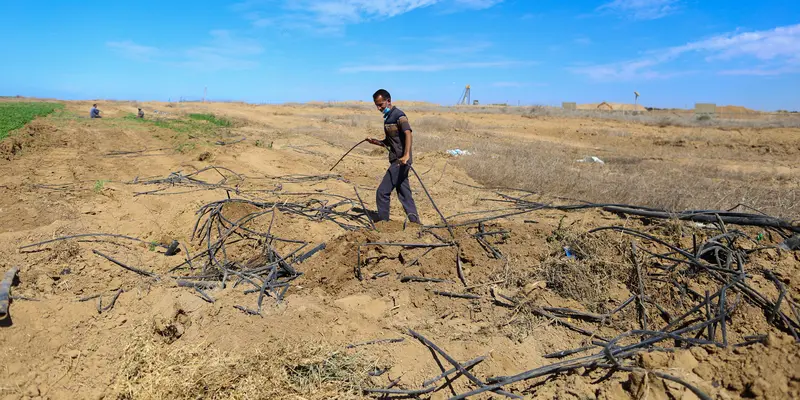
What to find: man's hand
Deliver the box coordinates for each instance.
[366,138,383,146]
[398,155,410,165]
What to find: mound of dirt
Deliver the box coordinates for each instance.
[718,105,760,114]
[577,102,647,111]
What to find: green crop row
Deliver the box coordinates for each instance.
[0,102,64,140]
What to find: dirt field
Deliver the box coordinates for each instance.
[0,99,798,400]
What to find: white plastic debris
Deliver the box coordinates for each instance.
[446,149,471,157]
[576,156,605,164]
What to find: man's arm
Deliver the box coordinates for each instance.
[398,130,412,165]
[397,114,413,165]
[366,137,384,146]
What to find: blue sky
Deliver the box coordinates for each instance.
[1,0,798,110]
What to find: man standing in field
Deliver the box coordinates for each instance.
[366,89,420,224]
[90,104,101,118]
[137,108,144,118]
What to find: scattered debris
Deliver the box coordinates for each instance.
[446,149,472,157]
[576,155,605,164]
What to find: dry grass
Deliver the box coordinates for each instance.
[522,106,800,128]
[451,139,800,219]
[539,220,627,313]
[111,336,378,400]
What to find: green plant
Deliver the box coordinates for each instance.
[188,113,232,127]
[93,180,108,193]
[176,142,197,153]
[0,102,64,140]
[149,241,157,252]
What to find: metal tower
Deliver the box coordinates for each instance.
[457,85,471,105]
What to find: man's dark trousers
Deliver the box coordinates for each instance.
[376,163,420,223]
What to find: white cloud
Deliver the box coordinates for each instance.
[452,0,502,8]
[240,0,503,31]
[336,33,529,74]
[574,37,592,46]
[597,0,681,20]
[106,30,264,72]
[719,66,799,76]
[570,24,800,81]
[106,41,159,62]
[339,60,533,73]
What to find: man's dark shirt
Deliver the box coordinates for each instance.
[382,106,413,164]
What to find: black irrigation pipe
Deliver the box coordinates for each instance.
[593,225,800,337]
[533,307,610,342]
[353,185,376,230]
[92,250,159,279]
[105,147,171,156]
[447,316,723,399]
[176,280,220,289]
[432,290,480,300]
[426,206,546,229]
[363,242,454,249]
[363,357,486,397]
[259,173,346,183]
[97,289,123,313]
[20,233,170,251]
[602,205,800,233]
[194,287,215,303]
[455,247,467,287]
[346,337,405,349]
[293,243,326,264]
[329,139,367,171]
[448,184,798,234]
[422,356,487,388]
[404,246,436,268]
[543,345,596,359]
[77,293,101,302]
[177,193,362,312]
[215,136,246,146]
[631,242,648,331]
[543,307,605,323]
[407,165,454,239]
[408,329,523,399]
[400,276,453,284]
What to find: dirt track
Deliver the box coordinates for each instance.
[0,100,798,399]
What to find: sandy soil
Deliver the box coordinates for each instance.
[0,99,798,400]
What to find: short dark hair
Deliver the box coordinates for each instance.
[93,103,97,107]
[373,89,391,101]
